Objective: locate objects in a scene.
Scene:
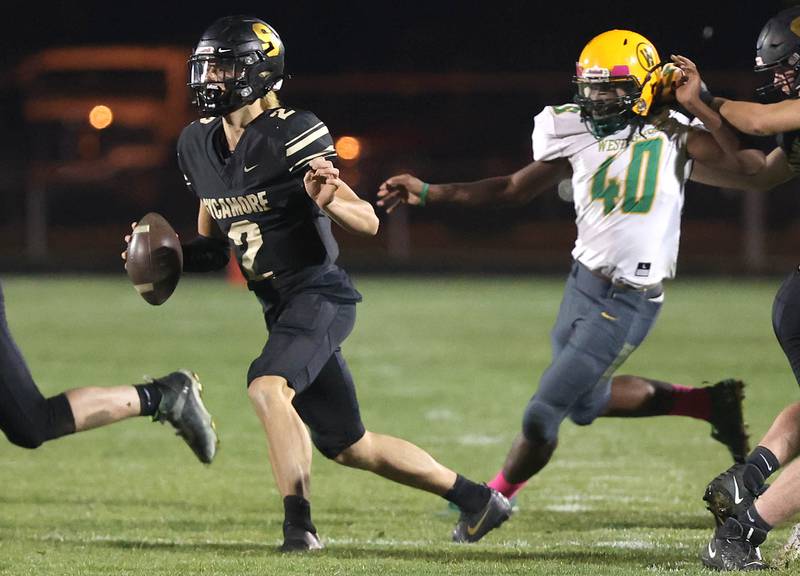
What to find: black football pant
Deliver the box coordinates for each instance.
[0,282,75,448]
[773,268,800,386]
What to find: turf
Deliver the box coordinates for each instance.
[0,273,796,575]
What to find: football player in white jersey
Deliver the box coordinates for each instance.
[377,29,764,525]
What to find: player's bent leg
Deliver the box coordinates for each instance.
[0,392,74,449]
[773,267,800,384]
[292,350,510,543]
[248,374,318,552]
[334,430,457,492]
[248,295,359,551]
[503,400,561,482]
[700,450,800,570]
[752,455,800,528]
[0,283,75,448]
[64,386,141,431]
[703,432,783,527]
[333,431,512,543]
[757,401,800,463]
[604,375,750,462]
[248,375,313,498]
[700,406,800,569]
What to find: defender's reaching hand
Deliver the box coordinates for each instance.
[672,54,702,107]
[377,174,426,213]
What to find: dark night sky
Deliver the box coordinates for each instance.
[8,0,796,74]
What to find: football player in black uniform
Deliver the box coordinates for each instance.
[0,283,218,463]
[160,14,511,551]
[690,5,800,571]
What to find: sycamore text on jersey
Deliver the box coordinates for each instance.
[201,191,270,220]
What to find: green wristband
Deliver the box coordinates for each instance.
[419,182,430,207]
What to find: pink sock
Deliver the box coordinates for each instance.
[668,384,712,421]
[487,470,527,499]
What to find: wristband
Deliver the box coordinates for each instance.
[699,82,714,106]
[182,235,230,272]
[419,182,430,207]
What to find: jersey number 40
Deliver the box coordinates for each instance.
[591,138,663,215]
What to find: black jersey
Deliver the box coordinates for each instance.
[177,107,361,303]
[777,129,800,174]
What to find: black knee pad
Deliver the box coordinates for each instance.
[4,426,45,449]
[522,398,562,443]
[3,394,75,449]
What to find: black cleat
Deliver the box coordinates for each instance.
[151,369,218,464]
[700,518,768,571]
[703,464,767,527]
[709,379,750,463]
[280,523,324,552]
[452,489,512,543]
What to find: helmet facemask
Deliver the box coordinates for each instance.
[188,16,286,118]
[574,77,643,138]
[754,53,800,100]
[188,52,281,117]
[573,30,662,139]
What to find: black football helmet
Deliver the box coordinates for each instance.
[188,15,285,117]
[755,6,800,99]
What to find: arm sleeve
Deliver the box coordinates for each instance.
[181,235,230,273]
[285,111,337,173]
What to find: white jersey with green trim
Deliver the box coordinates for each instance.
[532,104,694,287]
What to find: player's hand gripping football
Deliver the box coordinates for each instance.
[304,158,342,208]
[671,54,703,108]
[120,221,137,270]
[376,174,426,213]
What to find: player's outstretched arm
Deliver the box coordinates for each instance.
[376,159,571,212]
[672,55,765,175]
[691,147,794,192]
[718,98,800,136]
[304,159,379,236]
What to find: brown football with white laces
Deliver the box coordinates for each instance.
[126,212,183,305]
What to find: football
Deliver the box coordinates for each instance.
[125,212,183,305]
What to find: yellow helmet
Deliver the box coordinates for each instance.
[574,29,663,137]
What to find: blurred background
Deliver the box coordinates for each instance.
[3,0,798,277]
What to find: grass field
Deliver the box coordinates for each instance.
[0,273,797,575]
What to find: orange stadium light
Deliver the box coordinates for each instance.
[335,135,361,161]
[88,104,113,130]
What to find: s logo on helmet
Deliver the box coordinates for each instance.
[253,23,281,57]
[637,43,656,69]
[791,16,800,37]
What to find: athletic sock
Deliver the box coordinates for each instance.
[746,446,780,480]
[737,504,772,546]
[135,384,162,417]
[487,470,526,499]
[444,474,491,514]
[667,384,712,420]
[283,495,316,533]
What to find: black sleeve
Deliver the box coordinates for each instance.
[181,235,230,272]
